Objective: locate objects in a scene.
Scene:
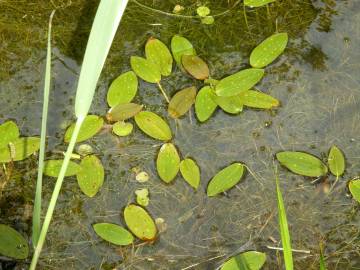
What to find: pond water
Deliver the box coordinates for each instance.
[0,0,359,269]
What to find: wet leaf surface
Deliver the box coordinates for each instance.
[195,86,218,122]
[221,251,266,270]
[349,180,360,203]
[182,55,209,80]
[0,137,40,162]
[134,111,172,141]
[77,155,104,197]
[328,145,345,177]
[168,86,197,118]
[157,143,180,183]
[65,115,103,143]
[43,159,80,177]
[93,223,134,246]
[211,93,244,114]
[0,121,20,149]
[0,224,29,259]
[112,121,133,137]
[107,71,138,107]
[239,90,280,109]
[171,35,196,67]
[244,0,276,8]
[130,56,161,83]
[106,103,143,122]
[145,37,173,76]
[180,158,200,189]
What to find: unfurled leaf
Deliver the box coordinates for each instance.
[0,121,20,149]
[207,163,245,196]
[244,0,276,8]
[196,6,210,17]
[0,224,29,259]
[0,137,40,163]
[134,111,172,141]
[107,71,138,107]
[130,56,161,83]
[276,151,328,177]
[65,115,103,143]
[171,35,196,67]
[156,143,180,183]
[215,69,264,97]
[112,121,133,137]
[221,251,266,270]
[180,158,200,189]
[106,103,143,122]
[182,55,209,80]
[195,86,218,122]
[349,180,360,203]
[250,33,288,68]
[239,90,280,109]
[93,223,134,246]
[77,155,104,197]
[135,188,149,206]
[328,146,345,177]
[145,38,173,76]
[124,204,157,241]
[168,86,197,118]
[43,160,80,177]
[211,93,243,114]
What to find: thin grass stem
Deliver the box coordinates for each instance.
[157,82,170,103]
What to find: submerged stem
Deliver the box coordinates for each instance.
[157,82,170,103]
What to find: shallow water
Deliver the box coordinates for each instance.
[0,0,360,269]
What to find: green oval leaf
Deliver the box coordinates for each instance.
[180,158,200,189]
[168,86,197,118]
[0,137,40,163]
[215,68,264,97]
[65,115,103,143]
[134,111,172,141]
[239,90,280,109]
[276,151,328,177]
[93,223,134,246]
[77,155,104,197]
[112,121,133,137]
[250,33,288,68]
[207,163,245,197]
[221,251,266,270]
[130,56,161,83]
[349,180,360,203]
[211,92,244,114]
[197,6,211,17]
[195,86,218,122]
[0,121,20,149]
[201,16,215,25]
[182,55,209,80]
[43,160,80,177]
[157,143,180,183]
[244,0,276,7]
[124,204,157,241]
[328,146,345,177]
[145,38,173,76]
[106,103,143,122]
[0,224,29,259]
[171,35,196,67]
[107,71,138,107]
[135,188,149,207]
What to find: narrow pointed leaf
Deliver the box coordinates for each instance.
[0,137,40,163]
[0,224,29,259]
[319,244,326,270]
[107,71,138,107]
[145,38,173,76]
[106,103,143,122]
[211,93,243,114]
[182,55,209,80]
[0,121,20,149]
[168,86,197,118]
[93,223,134,246]
[240,90,280,109]
[134,111,172,141]
[112,121,133,137]
[180,158,200,189]
[195,86,218,122]
[43,160,80,177]
[130,56,161,83]
[244,0,276,8]
[221,251,266,270]
[328,146,345,177]
[349,180,360,203]
[157,143,180,183]
[65,115,103,143]
[171,35,196,67]
[77,155,104,197]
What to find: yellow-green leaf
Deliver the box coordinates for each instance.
[112,121,133,137]
[180,158,200,189]
[77,155,104,197]
[0,137,40,163]
[157,143,180,183]
[0,224,29,259]
[244,0,276,7]
[182,55,209,80]
[349,180,360,203]
[207,163,245,197]
[65,115,103,143]
[221,251,266,270]
[107,71,138,107]
[145,37,173,76]
[106,103,143,122]
[168,86,197,118]
[93,223,134,246]
[0,121,20,149]
[124,204,157,241]
[276,151,328,177]
[134,111,172,141]
[197,6,210,17]
[250,33,288,68]
[211,92,244,114]
[171,35,196,67]
[135,188,149,207]
[215,68,264,97]
[239,90,280,109]
[328,145,345,177]
[195,86,218,122]
[43,160,80,177]
[130,56,161,83]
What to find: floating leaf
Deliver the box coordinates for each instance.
[124,204,157,241]
[239,90,280,109]
[195,86,218,122]
[244,0,276,7]
[211,93,243,114]
[134,111,172,141]
[204,78,219,86]
[168,86,197,118]
[215,68,264,97]
[145,38,173,76]
[207,163,245,196]
[0,137,40,163]
[157,143,180,183]
[112,121,133,137]
[201,16,215,25]
[106,103,143,122]
[43,160,80,177]
[0,121,20,149]
[182,55,209,80]
[250,33,288,68]
[197,6,210,17]
[136,171,149,183]
[276,151,328,177]
[171,35,196,67]
[0,224,29,259]
[130,56,161,83]
[107,71,138,107]
[349,180,360,203]
[221,251,266,270]
[65,115,103,143]
[93,223,134,246]
[77,155,104,197]
[180,158,200,189]
[328,145,345,177]
[135,188,150,207]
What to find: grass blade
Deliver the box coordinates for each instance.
[32,10,55,247]
[319,243,326,270]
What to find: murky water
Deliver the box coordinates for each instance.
[1,0,359,269]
